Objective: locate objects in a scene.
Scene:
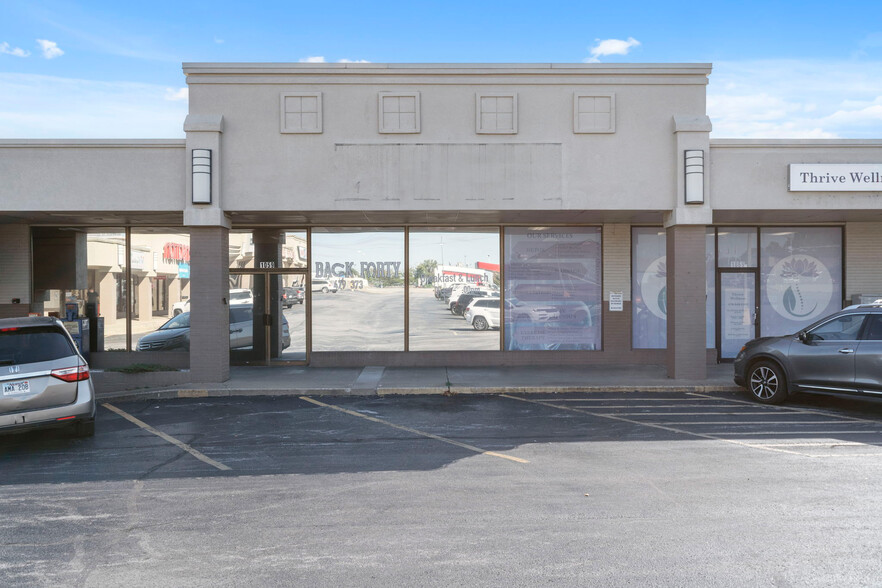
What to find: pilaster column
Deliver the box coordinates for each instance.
[184,114,231,382]
[664,115,712,379]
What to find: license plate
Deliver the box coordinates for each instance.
[3,380,30,396]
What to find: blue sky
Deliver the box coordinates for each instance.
[2,0,881,138]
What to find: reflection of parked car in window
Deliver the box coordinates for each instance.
[229,288,253,305]
[0,317,97,438]
[452,290,496,316]
[312,279,337,294]
[508,298,559,323]
[137,305,290,351]
[172,298,190,316]
[464,297,501,330]
[550,300,594,325]
[281,286,304,308]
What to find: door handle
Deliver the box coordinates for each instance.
[838,348,854,354]
[230,328,242,333]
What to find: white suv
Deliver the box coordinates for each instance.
[464,297,501,330]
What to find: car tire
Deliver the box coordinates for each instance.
[322,287,329,293]
[72,419,95,438]
[747,360,787,404]
[173,309,182,316]
[473,316,489,331]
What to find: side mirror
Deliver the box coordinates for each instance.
[798,330,812,344]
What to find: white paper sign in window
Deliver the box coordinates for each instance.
[379,92,420,134]
[477,94,517,134]
[281,92,322,133]
[574,93,615,133]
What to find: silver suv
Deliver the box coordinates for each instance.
[0,317,97,436]
[734,303,882,404]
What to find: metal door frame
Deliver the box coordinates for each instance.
[228,269,309,366]
[716,268,760,363]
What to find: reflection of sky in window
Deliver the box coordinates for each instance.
[311,230,499,268]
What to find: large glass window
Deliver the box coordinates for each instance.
[760,227,842,337]
[408,229,500,351]
[706,228,716,349]
[632,227,666,349]
[504,227,602,351]
[130,229,191,351]
[311,228,405,351]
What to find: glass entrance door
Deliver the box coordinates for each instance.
[718,271,758,360]
[229,272,307,366]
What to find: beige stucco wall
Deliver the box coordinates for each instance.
[709,140,882,222]
[0,140,186,212]
[185,64,710,215]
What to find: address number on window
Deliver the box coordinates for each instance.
[259,262,276,269]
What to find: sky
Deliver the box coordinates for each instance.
[1,0,881,139]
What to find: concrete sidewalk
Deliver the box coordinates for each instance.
[96,363,742,402]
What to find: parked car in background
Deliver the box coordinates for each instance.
[281,286,304,308]
[229,288,253,305]
[172,298,190,316]
[734,303,882,404]
[0,317,96,437]
[312,279,337,294]
[451,290,495,316]
[138,305,290,351]
[508,298,560,323]
[464,297,501,330]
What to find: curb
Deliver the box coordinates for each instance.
[97,384,743,402]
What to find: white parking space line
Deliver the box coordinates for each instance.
[689,392,882,425]
[660,420,858,426]
[300,396,529,464]
[102,403,232,471]
[715,430,882,436]
[500,394,808,456]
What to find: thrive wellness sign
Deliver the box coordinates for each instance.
[789,164,882,192]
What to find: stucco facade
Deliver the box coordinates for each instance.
[1,63,881,383]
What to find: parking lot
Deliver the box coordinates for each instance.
[4,390,882,586]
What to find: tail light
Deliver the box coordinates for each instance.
[51,365,90,382]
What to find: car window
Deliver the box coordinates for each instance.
[0,327,76,365]
[863,315,882,341]
[808,314,866,341]
[160,313,190,329]
[230,291,251,301]
[230,307,253,323]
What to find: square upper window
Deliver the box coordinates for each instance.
[476,93,517,134]
[281,92,322,134]
[379,92,420,134]
[574,93,615,133]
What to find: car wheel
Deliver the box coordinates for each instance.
[473,316,489,331]
[173,309,182,316]
[72,419,95,438]
[322,287,329,293]
[748,361,787,404]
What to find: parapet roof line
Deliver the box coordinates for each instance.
[183,62,713,75]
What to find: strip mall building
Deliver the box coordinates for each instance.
[2,63,881,383]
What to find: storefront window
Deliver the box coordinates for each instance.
[128,230,191,350]
[717,227,757,268]
[759,227,842,337]
[229,230,307,270]
[504,227,602,351]
[33,229,125,351]
[311,228,405,351]
[632,227,666,349]
[408,229,500,351]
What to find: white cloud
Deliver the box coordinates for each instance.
[584,37,640,63]
[0,42,30,57]
[338,59,370,63]
[36,39,64,59]
[708,59,882,138]
[164,87,188,101]
[214,37,225,44]
[0,73,187,138]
